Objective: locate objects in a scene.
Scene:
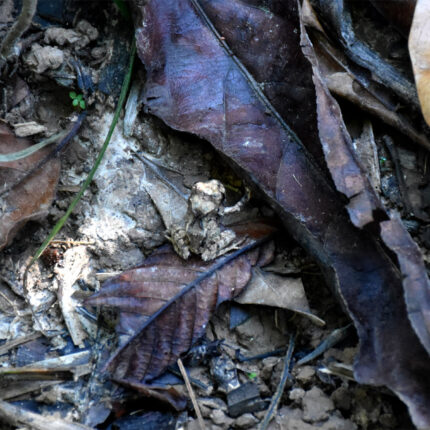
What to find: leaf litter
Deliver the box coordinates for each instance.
[0,0,429,429]
[130,0,430,426]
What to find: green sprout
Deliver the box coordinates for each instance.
[379,156,387,167]
[69,91,86,110]
[247,372,258,380]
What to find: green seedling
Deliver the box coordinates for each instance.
[247,372,257,380]
[69,91,86,110]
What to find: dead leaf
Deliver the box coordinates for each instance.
[380,216,430,361]
[300,23,384,229]
[85,221,275,384]
[409,0,430,126]
[131,1,430,426]
[305,28,430,151]
[314,0,419,108]
[235,268,325,327]
[55,247,91,347]
[0,123,60,251]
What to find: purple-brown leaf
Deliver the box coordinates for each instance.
[86,223,275,384]
[130,1,430,426]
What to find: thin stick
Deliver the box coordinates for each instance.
[0,399,93,430]
[177,358,206,430]
[258,333,295,430]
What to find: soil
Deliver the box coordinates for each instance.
[0,1,425,429]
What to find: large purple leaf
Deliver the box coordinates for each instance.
[131,0,430,426]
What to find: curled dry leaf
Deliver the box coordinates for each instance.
[314,0,419,108]
[302,17,430,151]
[300,24,384,229]
[85,221,275,385]
[409,0,430,127]
[0,123,60,251]
[300,10,430,358]
[131,1,430,426]
[235,267,325,327]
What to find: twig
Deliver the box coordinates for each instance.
[295,324,351,367]
[258,333,295,430]
[0,399,93,430]
[177,358,206,430]
[0,0,37,61]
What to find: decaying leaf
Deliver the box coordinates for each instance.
[0,123,60,250]
[409,0,430,127]
[302,21,430,151]
[314,0,419,109]
[300,22,384,229]
[86,221,275,385]
[130,1,430,426]
[235,267,325,327]
[300,10,430,356]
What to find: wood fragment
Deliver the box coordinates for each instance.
[0,399,93,430]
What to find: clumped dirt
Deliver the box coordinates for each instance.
[0,1,422,429]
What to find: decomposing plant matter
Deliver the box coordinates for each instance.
[127,0,430,426]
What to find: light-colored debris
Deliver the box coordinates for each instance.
[55,247,92,347]
[0,399,93,430]
[353,121,381,193]
[44,20,98,49]
[13,121,47,137]
[124,80,142,137]
[236,268,325,326]
[302,387,335,422]
[24,43,64,73]
[409,0,430,126]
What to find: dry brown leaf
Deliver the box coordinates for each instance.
[0,123,60,250]
[235,267,325,327]
[85,221,275,384]
[409,0,430,126]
